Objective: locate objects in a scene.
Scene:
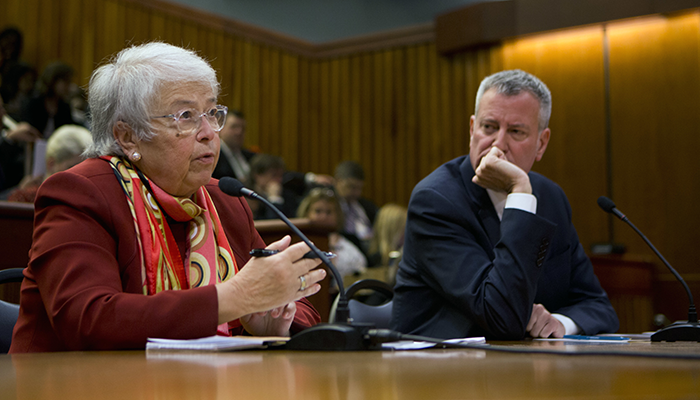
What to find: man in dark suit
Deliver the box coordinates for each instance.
[391,70,618,340]
[334,160,378,257]
[212,110,333,196]
[213,110,255,185]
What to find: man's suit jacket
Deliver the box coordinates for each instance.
[212,146,256,181]
[391,155,618,340]
[21,95,74,135]
[212,147,308,200]
[10,158,320,352]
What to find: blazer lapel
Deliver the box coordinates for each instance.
[461,156,501,248]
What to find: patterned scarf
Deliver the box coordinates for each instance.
[103,156,239,333]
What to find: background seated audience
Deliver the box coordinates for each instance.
[212,109,254,185]
[247,153,301,220]
[1,61,36,121]
[212,109,333,194]
[0,95,41,190]
[5,124,91,202]
[19,61,75,138]
[297,187,367,289]
[367,203,407,285]
[334,160,378,263]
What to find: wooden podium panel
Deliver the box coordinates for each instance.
[590,254,655,333]
[0,201,33,303]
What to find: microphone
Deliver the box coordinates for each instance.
[218,177,378,350]
[597,196,700,342]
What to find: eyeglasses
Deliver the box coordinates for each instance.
[309,187,336,198]
[152,105,228,136]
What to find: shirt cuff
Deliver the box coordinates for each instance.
[552,313,580,335]
[505,193,537,214]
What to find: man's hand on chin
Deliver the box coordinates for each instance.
[472,147,532,194]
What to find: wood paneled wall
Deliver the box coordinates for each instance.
[3,0,700,321]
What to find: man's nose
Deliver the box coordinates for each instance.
[491,129,508,150]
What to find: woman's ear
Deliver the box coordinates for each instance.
[113,121,138,155]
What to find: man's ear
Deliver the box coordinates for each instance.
[113,121,138,155]
[535,127,551,162]
[469,115,476,139]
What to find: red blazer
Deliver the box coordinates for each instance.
[10,158,320,352]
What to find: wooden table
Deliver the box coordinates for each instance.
[2,341,699,399]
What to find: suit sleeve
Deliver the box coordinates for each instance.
[401,186,558,339]
[543,190,619,334]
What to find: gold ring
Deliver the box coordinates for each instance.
[299,275,307,291]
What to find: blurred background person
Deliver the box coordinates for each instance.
[0,26,23,83]
[334,160,378,258]
[1,61,36,120]
[367,203,407,285]
[20,61,75,138]
[3,61,77,187]
[212,109,253,185]
[247,153,300,220]
[212,109,334,195]
[297,187,367,289]
[0,95,41,190]
[5,124,92,202]
[68,85,90,129]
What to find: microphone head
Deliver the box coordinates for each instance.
[218,177,246,197]
[597,196,617,214]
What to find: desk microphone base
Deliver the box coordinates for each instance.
[651,321,700,342]
[285,323,380,351]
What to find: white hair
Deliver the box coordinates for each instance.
[47,124,92,163]
[475,69,552,132]
[84,42,220,158]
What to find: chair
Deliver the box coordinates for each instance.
[0,268,24,353]
[329,279,394,329]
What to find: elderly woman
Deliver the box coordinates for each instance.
[9,42,325,352]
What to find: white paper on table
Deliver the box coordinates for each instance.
[146,335,289,352]
[383,336,486,350]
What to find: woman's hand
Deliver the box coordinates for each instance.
[216,236,326,327]
[240,302,297,336]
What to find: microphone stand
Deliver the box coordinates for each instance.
[598,197,700,342]
[629,216,700,342]
[225,180,380,350]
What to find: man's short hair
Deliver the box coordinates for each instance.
[250,153,285,177]
[335,160,365,181]
[475,69,552,132]
[229,109,245,120]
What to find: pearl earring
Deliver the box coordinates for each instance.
[131,152,142,162]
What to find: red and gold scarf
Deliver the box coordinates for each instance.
[103,156,239,333]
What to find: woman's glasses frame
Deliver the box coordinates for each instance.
[151,105,228,136]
